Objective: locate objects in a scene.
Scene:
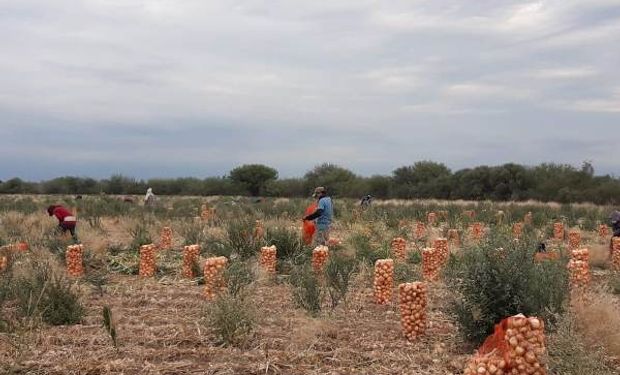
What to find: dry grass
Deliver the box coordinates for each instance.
[572,287,620,361]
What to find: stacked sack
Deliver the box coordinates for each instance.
[553,223,564,241]
[398,282,427,341]
[139,244,157,277]
[464,314,547,375]
[513,222,524,239]
[373,259,394,305]
[160,227,172,250]
[66,244,85,277]
[204,256,228,300]
[414,221,426,239]
[312,245,329,273]
[422,247,442,281]
[567,250,590,288]
[568,231,581,251]
[260,245,277,274]
[182,244,201,278]
[599,224,609,240]
[433,238,449,265]
[391,237,407,261]
[611,237,620,271]
[447,229,461,248]
[470,222,484,241]
[427,212,437,225]
[570,248,589,263]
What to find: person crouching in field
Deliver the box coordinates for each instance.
[47,205,78,241]
[303,187,333,246]
[610,211,620,250]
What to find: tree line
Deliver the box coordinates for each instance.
[1,161,619,204]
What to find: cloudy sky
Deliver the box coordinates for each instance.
[1,0,619,180]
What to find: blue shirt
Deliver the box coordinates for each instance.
[316,196,333,229]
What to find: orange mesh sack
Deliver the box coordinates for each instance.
[553,222,564,241]
[391,237,407,260]
[66,244,85,277]
[312,245,329,273]
[373,259,394,305]
[302,203,317,245]
[182,244,201,278]
[612,237,620,271]
[568,231,581,250]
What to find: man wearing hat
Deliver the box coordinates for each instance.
[303,187,333,245]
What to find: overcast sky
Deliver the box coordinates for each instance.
[1,0,619,180]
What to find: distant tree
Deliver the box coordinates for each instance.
[304,163,360,197]
[392,161,452,198]
[229,164,278,196]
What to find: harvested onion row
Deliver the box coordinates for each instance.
[391,237,407,261]
[66,244,85,277]
[160,226,172,250]
[427,212,437,225]
[611,237,620,271]
[204,256,228,300]
[399,282,427,341]
[260,245,277,274]
[182,244,201,278]
[373,259,394,305]
[433,238,449,265]
[567,260,590,288]
[414,221,426,239]
[568,231,581,251]
[422,247,441,281]
[312,245,329,273]
[553,222,564,241]
[447,229,461,248]
[139,244,157,277]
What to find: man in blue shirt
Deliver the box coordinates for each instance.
[303,186,333,245]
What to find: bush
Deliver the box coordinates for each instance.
[325,255,357,309]
[446,231,569,344]
[225,219,259,260]
[290,265,322,316]
[265,226,308,262]
[13,262,85,325]
[204,294,255,347]
[179,220,208,246]
[224,261,255,298]
[351,233,390,266]
[128,223,152,250]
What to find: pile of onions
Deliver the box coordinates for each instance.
[464,314,547,375]
[422,247,441,281]
[512,222,524,239]
[160,226,172,250]
[570,248,589,263]
[373,259,394,305]
[599,224,609,240]
[568,231,581,251]
[427,211,437,225]
[470,222,484,241]
[182,244,201,278]
[567,260,590,288]
[260,245,277,274]
[611,237,620,271]
[312,245,329,273]
[398,282,427,341]
[553,222,564,241]
[414,221,426,239]
[433,238,449,265]
[139,244,157,277]
[253,220,265,241]
[204,256,228,300]
[448,229,461,248]
[390,237,407,261]
[66,244,85,277]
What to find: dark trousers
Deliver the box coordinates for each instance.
[59,222,77,240]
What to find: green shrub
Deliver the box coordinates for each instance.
[265,226,307,262]
[608,274,620,295]
[13,262,85,325]
[325,255,357,309]
[128,223,152,250]
[394,262,420,285]
[225,219,259,260]
[351,233,389,265]
[446,231,569,344]
[224,261,255,298]
[179,220,208,246]
[204,294,255,347]
[290,265,322,316]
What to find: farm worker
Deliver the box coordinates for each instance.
[610,211,620,237]
[144,187,156,206]
[303,187,333,246]
[360,194,373,208]
[47,205,78,240]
